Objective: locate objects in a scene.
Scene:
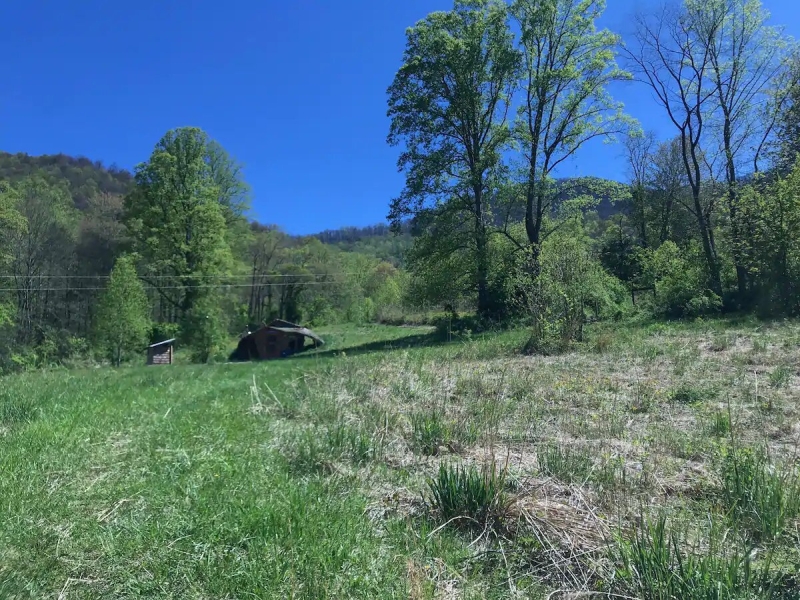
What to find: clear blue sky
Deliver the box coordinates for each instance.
[1,1,797,234]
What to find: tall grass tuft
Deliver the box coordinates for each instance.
[615,514,775,599]
[719,447,800,542]
[426,462,507,526]
[538,444,593,483]
[0,395,36,426]
[410,411,449,456]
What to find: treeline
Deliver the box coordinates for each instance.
[0,135,407,370]
[388,0,800,350]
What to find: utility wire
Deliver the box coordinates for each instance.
[0,272,376,280]
[0,281,357,293]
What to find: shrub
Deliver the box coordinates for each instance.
[426,462,507,526]
[639,241,722,318]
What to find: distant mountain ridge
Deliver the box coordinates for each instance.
[0,151,134,208]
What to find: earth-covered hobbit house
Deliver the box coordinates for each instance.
[229,319,324,362]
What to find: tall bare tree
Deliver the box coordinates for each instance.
[626,1,723,296]
[687,0,793,301]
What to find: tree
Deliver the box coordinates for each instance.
[627,1,723,296]
[0,182,26,331]
[625,131,656,247]
[688,0,792,302]
[774,55,800,174]
[93,255,151,366]
[510,0,633,271]
[387,0,519,317]
[124,128,236,355]
[5,176,78,343]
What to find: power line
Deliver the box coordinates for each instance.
[0,280,357,293]
[0,272,376,280]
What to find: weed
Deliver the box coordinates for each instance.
[538,444,593,483]
[327,421,381,465]
[425,462,507,526]
[706,411,732,437]
[768,365,792,389]
[0,395,36,426]
[615,514,773,599]
[709,333,735,352]
[410,410,450,456]
[593,332,614,354]
[670,383,715,405]
[719,447,800,542]
[629,382,656,413]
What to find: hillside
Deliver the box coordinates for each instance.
[0,152,134,208]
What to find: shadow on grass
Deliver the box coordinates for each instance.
[292,332,448,360]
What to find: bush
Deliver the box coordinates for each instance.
[426,462,507,526]
[639,241,722,318]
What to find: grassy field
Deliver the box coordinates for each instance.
[1,320,799,598]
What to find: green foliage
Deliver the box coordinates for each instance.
[639,241,722,318]
[511,0,634,252]
[387,0,519,316]
[538,444,593,483]
[410,411,450,456]
[707,411,732,437]
[615,514,771,600]
[739,162,800,315]
[514,220,628,353]
[669,383,715,405]
[0,152,133,208]
[426,462,507,525]
[93,255,151,366]
[719,447,800,542]
[180,294,229,363]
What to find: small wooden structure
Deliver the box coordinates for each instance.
[230,320,324,362]
[147,338,175,365]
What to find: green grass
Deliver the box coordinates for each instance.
[2,317,800,598]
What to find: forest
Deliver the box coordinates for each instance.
[0,0,799,370]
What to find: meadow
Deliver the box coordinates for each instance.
[1,319,799,599]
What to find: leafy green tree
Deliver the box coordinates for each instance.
[774,55,800,174]
[0,182,26,334]
[93,255,151,366]
[638,241,722,317]
[125,128,237,358]
[387,0,519,317]
[510,0,633,270]
[180,293,228,363]
[739,161,800,314]
[511,218,627,353]
[6,176,78,343]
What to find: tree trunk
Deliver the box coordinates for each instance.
[474,186,490,318]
